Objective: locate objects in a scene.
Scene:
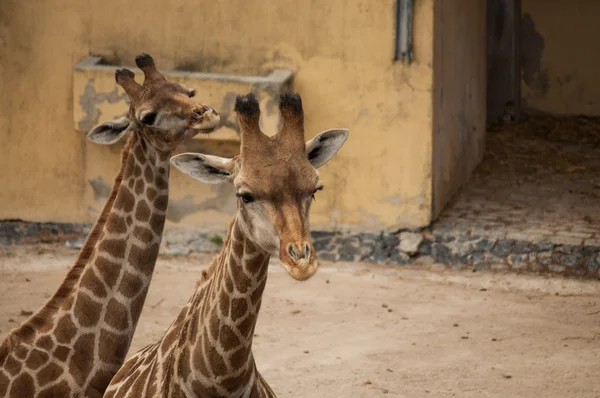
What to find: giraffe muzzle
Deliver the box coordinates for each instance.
[281,241,317,281]
[191,106,220,131]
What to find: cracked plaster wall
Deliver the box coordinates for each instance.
[0,0,435,231]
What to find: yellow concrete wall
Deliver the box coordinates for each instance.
[521,1,600,115]
[0,0,435,232]
[432,1,487,218]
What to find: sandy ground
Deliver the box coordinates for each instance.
[1,245,600,397]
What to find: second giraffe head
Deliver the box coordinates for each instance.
[171,92,348,280]
[87,53,220,151]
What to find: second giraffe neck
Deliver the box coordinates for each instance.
[58,131,171,391]
[174,218,271,396]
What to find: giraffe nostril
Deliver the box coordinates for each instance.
[287,244,298,260]
[303,242,311,259]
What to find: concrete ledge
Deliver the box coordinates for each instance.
[73,56,293,140]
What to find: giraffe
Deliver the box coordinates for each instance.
[0,53,220,397]
[104,92,349,397]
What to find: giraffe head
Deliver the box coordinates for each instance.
[171,92,348,280]
[87,53,220,151]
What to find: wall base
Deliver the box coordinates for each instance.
[2,221,599,280]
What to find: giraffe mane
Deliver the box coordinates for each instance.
[195,219,236,287]
[0,137,134,356]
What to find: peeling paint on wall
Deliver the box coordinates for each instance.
[521,13,549,97]
[88,176,111,202]
[78,79,129,132]
[218,92,241,133]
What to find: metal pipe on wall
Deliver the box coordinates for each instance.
[395,0,414,62]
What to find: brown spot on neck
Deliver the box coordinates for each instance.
[9,373,34,397]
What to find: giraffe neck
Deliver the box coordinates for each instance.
[174,218,270,396]
[69,130,171,390]
[20,130,170,394]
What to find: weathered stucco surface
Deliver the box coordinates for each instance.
[432,1,487,218]
[521,1,600,115]
[0,0,434,231]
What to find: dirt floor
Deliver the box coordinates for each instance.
[1,245,600,397]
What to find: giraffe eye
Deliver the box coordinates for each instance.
[188,89,196,98]
[312,186,324,201]
[236,192,255,204]
[140,112,157,125]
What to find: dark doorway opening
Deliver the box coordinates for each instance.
[487,0,521,124]
[432,1,600,276]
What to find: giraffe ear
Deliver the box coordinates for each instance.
[170,153,235,184]
[305,128,349,169]
[87,116,131,145]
